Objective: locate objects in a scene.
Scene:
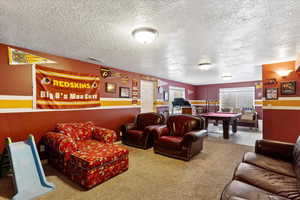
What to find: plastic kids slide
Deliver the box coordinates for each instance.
[6,135,55,200]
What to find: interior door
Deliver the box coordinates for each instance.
[140,80,154,113]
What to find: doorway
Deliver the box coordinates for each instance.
[140,80,154,113]
[169,86,186,113]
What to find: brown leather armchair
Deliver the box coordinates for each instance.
[152,114,207,161]
[121,112,165,149]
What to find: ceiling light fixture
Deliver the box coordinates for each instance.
[198,62,212,70]
[276,70,292,77]
[132,27,158,44]
[221,73,233,80]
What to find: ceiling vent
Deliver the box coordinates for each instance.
[87,57,104,63]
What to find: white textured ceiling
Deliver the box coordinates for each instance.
[1,0,300,85]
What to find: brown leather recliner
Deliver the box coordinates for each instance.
[152,114,207,161]
[121,112,165,149]
[221,137,300,200]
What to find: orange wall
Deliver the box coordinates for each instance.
[263,61,300,142]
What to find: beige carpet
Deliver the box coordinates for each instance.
[0,138,252,200]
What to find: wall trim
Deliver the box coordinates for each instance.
[0,95,32,100]
[263,106,300,110]
[0,105,141,114]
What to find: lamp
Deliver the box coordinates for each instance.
[221,73,232,80]
[276,70,292,77]
[132,27,158,44]
[198,62,212,70]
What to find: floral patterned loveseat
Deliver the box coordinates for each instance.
[43,121,129,189]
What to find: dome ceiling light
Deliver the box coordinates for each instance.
[132,27,158,44]
[197,58,212,70]
[198,62,212,70]
[221,73,233,80]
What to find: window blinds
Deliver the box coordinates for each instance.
[219,87,255,110]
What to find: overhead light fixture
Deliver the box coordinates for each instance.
[276,70,292,77]
[221,73,232,80]
[132,27,158,44]
[198,62,212,70]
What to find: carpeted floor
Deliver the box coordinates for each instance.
[0,138,252,200]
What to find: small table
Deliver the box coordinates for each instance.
[199,112,241,139]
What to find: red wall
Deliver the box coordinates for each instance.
[0,43,195,151]
[195,81,263,118]
[195,81,262,100]
[0,108,139,151]
[263,61,300,143]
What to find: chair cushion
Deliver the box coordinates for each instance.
[76,140,105,151]
[157,136,183,150]
[57,121,94,140]
[222,180,289,200]
[240,114,254,121]
[243,152,296,177]
[234,163,300,200]
[71,144,129,169]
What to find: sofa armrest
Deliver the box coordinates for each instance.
[182,130,207,146]
[151,125,169,141]
[93,127,117,144]
[43,132,77,160]
[255,139,294,162]
[121,123,136,136]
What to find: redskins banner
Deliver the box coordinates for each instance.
[35,65,100,109]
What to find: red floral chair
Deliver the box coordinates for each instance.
[43,121,129,189]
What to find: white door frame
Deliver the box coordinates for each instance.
[140,80,155,113]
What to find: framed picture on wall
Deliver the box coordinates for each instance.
[163,91,169,101]
[119,87,130,98]
[265,88,278,100]
[105,82,117,93]
[281,81,296,95]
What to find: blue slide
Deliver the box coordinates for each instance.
[6,135,55,200]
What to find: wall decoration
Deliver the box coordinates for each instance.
[281,81,296,95]
[105,82,117,93]
[100,68,112,79]
[119,87,130,98]
[121,74,129,84]
[35,65,100,109]
[163,91,169,101]
[8,47,56,65]
[255,82,263,89]
[140,75,157,82]
[158,79,168,87]
[158,87,164,94]
[265,88,278,100]
[132,79,139,104]
[100,67,123,79]
[263,78,277,85]
[188,89,194,95]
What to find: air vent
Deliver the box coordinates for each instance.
[87,57,104,63]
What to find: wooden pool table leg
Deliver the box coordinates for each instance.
[223,120,230,139]
[204,118,209,130]
[232,119,237,133]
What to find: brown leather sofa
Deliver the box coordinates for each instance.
[121,112,165,149]
[221,137,300,200]
[152,114,207,161]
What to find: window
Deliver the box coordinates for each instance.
[219,87,255,110]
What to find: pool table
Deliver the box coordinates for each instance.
[199,112,241,139]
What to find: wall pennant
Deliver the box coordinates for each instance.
[100,68,112,79]
[8,47,56,65]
